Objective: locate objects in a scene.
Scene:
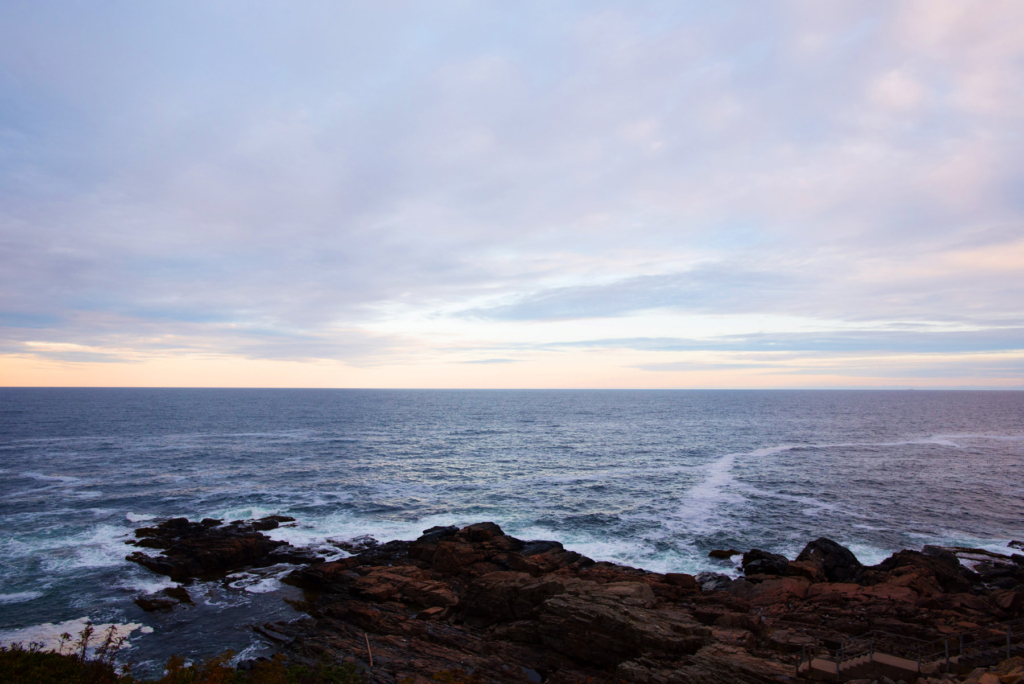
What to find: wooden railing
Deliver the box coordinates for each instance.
[798,617,1024,680]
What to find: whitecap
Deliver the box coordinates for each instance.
[126,513,156,523]
[21,472,80,483]
[0,591,43,605]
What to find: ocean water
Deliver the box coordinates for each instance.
[1,389,1022,672]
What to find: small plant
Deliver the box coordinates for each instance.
[0,623,363,684]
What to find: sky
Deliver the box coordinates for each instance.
[1,1,1022,389]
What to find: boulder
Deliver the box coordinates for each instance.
[869,549,972,594]
[709,549,741,559]
[795,538,862,582]
[695,572,733,591]
[741,549,789,576]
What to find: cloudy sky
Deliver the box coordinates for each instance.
[1,1,1022,388]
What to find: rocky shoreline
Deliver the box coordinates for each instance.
[125,518,1024,684]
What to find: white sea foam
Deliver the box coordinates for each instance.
[40,524,132,572]
[126,513,156,523]
[0,618,152,653]
[0,591,43,605]
[116,573,177,595]
[21,472,81,484]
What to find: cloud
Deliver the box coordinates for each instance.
[0,1,1022,385]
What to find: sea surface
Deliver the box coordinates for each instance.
[1,389,1022,673]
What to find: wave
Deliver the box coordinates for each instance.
[0,591,43,605]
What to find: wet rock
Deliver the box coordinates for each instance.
[709,549,741,559]
[741,549,789,576]
[329,535,380,553]
[125,516,323,581]
[795,537,862,582]
[133,585,193,612]
[695,571,733,591]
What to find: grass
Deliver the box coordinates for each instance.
[0,623,366,684]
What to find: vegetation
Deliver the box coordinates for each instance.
[0,624,365,684]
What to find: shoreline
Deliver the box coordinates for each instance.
[55,515,1022,684]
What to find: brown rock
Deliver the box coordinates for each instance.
[537,594,709,665]
[992,590,1024,614]
[664,572,698,590]
[728,576,810,606]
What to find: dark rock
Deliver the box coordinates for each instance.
[742,549,789,576]
[709,549,741,559]
[457,522,504,542]
[125,517,318,581]
[134,596,176,612]
[869,549,971,594]
[520,541,563,556]
[162,586,193,604]
[1010,540,1024,551]
[537,594,709,666]
[417,525,460,543]
[664,572,699,590]
[795,538,862,582]
[133,585,193,612]
[251,515,296,531]
[695,571,733,591]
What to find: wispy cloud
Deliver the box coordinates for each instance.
[1,1,1022,386]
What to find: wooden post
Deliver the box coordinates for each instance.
[364,633,373,668]
[1009,625,1012,661]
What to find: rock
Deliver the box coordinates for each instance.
[709,549,741,559]
[126,516,322,581]
[784,559,824,582]
[695,572,733,591]
[795,538,862,582]
[134,596,176,612]
[991,590,1024,614]
[142,520,1012,684]
[417,525,460,542]
[868,550,972,594]
[133,585,193,612]
[537,594,709,666]
[742,549,789,576]
[163,586,193,604]
[664,572,699,590]
[458,522,504,542]
[728,577,810,606]
[329,535,380,553]
[251,515,296,531]
[1011,541,1024,551]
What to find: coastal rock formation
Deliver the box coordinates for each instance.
[123,518,1024,684]
[125,515,324,582]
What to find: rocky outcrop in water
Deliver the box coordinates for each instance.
[125,515,324,582]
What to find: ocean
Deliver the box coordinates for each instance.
[1,389,1021,674]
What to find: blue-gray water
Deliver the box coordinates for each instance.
[1,389,1022,672]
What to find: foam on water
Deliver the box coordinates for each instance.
[0,592,43,605]
[126,513,156,523]
[0,618,152,653]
